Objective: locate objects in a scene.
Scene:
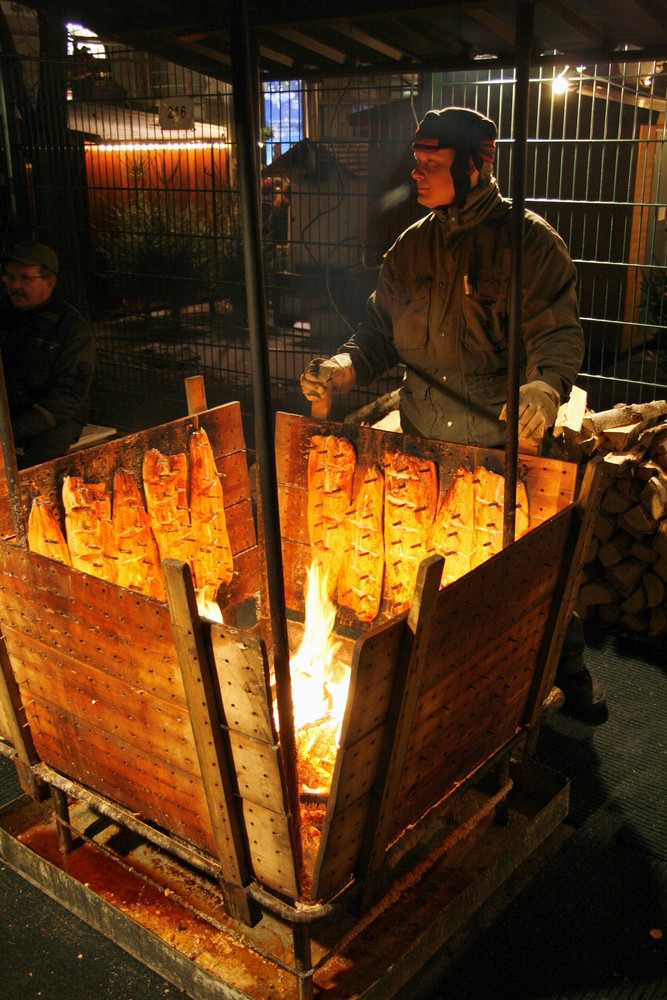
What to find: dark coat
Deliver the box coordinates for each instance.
[0,288,95,446]
[340,180,584,446]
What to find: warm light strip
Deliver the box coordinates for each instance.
[94,142,227,151]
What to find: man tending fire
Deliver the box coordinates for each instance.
[300,106,607,725]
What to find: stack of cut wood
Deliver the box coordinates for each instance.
[557,398,667,638]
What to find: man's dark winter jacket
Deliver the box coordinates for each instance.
[0,288,96,447]
[339,179,584,447]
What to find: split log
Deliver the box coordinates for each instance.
[653,555,667,582]
[605,558,645,598]
[617,503,658,539]
[563,400,667,637]
[592,510,617,543]
[582,400,667,436]
[649,605,667,637]
[601,486,635,514]
[578,580,619,606]
[598,533,633,568]
[643,572,665,609]
[654,521,667,560]
[640,475,667,520]
[630,540,657,564]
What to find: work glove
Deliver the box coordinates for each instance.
[500,380,560,440]
[299,354,356,401]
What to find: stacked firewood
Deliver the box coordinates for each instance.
[552,395,667,638]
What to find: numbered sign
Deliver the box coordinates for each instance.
[159,96,195,130]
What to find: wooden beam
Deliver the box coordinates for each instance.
[272,27,347,64]
[163,558,258,925]
[0,631,41,798]
[523,459,615,727]
[359,553,443,896]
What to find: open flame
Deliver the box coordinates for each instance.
[290,560,351,796]
[198,594,224,622]
[197,562,350,799]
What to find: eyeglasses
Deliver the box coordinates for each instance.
[2,271,50,284]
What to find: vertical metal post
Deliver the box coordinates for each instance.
[51,785,75,854]
[293,923,314,1000]
[503,0,535,548]
[0,64,18,221]
[0,354,27,547]
[228,0,301,857]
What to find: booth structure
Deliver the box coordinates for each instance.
[0,397,609,998]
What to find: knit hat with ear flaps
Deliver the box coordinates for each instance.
[413,107,497,207]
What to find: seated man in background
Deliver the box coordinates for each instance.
[0,241,96,467]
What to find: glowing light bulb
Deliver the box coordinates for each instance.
[552,72,570,95]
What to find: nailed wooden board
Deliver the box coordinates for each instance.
[0,553,181,702]
[311,616,404,900]
[0,404,260,870]
[210,623,300,899]
[275,411,578,626]
[311,507,577,899]
[390,509,575,839]
[0,539,221,857]
[6,402,260,612]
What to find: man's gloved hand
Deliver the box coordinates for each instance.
[499,380,560,440]
[299,353,356,401]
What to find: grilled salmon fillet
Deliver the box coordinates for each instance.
[429,465,475,586]
[62,476,116,582]
[28,497,72,566]
[112,467,165,600]
[384,449,437,614]
[188,427,234,604]
[471,466,530,568]
[307,434,356,599]
[337,463,385,622]
[142,448,197,572]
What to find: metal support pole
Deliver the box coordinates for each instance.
[228,0,301,864]
[293,923,314,1000]
[503,0,535,548]
[50,785,74,854]
[0,354,27,547]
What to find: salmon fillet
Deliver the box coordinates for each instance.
[188,427,234,604]
[429,465,475,587]
[28,498,72,566]
[142,448,197,571]
[112,468,165,600]
[471,466,530,569]
[62,476,116,582]
[337,463,385,622]
[307,434,356,598]
[384,449,437,614]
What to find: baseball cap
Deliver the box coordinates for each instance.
[412,107,497,165]
[3,241,59,275]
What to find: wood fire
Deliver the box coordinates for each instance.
[289,560,350,797]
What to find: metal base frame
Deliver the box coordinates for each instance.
[0,759,568,1000]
